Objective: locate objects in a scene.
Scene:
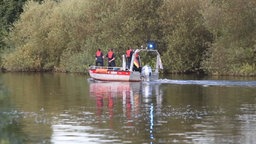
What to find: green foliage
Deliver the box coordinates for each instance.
[59,49,93,73]
[0,0,43,48]
[0,0,26,48]
[157,0,212,73]
[239,63,256,76]
[2,0,166,72]
[202,0,256,75]
[3,0,97,71]
[1,0,256,76]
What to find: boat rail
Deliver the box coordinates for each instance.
[89,65,158,72]
[89,66,124,71]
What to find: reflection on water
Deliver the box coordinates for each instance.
[88,81,163,143]
[89,82,140,125]
[49,79,165,144]
[1,73,256,143]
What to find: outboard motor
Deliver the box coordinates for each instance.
[141,65,152,81]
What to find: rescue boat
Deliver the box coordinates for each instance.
[88,41,163,82]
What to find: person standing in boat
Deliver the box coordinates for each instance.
[106,48,116,67]
[95,48,104,66]
[133,52,141,72]
[126,47,133,69]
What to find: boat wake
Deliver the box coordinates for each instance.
[150,79,256,87]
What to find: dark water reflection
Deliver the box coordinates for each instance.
[0,73,256,143]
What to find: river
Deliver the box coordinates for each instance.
[0,73,256,144]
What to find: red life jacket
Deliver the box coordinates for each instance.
[108,51,113,59]
[96,50,102,57]
[126,49,131,57]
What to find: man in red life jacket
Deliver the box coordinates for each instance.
[106,49,116,67]
[126,47,133,69]
[95,49,104,66]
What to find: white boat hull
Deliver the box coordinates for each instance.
[89,68,141,82]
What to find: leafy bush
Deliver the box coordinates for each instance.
[157,0,212,73]
[1,0,256,76]
[201,0,256,75]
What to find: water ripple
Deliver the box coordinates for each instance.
[152,79,256,87]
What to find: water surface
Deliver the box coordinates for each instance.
[0,73,256,143]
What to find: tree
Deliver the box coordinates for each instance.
[157,0,212,73]
[201,0,256,75]
[3,0,255,75]
[0,0,27,48]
